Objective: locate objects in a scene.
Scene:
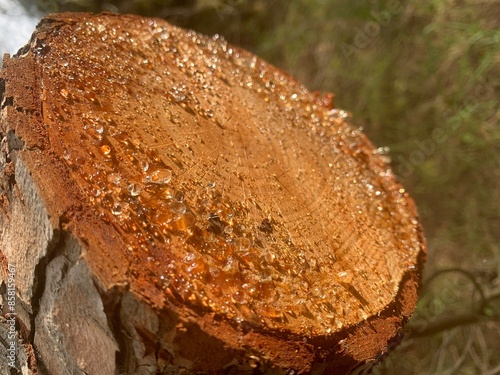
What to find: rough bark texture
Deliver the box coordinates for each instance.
[0,12,426,375]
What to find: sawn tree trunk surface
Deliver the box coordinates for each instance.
[0,12,426,375]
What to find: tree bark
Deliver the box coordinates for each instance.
[0,13,426,375]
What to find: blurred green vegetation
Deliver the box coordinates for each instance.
[30,0,500,373]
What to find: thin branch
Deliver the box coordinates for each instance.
[423,268,488,308]
[409,268,500,338]
[410,313,483,338]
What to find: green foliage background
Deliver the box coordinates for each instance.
[29,0,500,373]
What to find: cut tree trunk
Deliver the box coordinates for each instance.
[0,12,426,375]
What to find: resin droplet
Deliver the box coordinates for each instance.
[100,145,111,155]
[95,124,105,135]
[112,203,123,215]
[139,161,149,172]
[338,270,353,283]
[107,173,122,185]
[169,201,186,215]
[127,183,143,197]
[145,169,172,184]
[170,87,187,102]
[235,237,252,252]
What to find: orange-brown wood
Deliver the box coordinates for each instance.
[0,12,426,374]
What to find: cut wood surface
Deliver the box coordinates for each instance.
[0,12,426,375]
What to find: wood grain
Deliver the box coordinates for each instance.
[0,12,426,374]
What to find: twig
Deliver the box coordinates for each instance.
[408,268,500,338]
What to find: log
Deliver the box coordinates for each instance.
[0,12,426,375]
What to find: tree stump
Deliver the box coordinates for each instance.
[0,12,426,375]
